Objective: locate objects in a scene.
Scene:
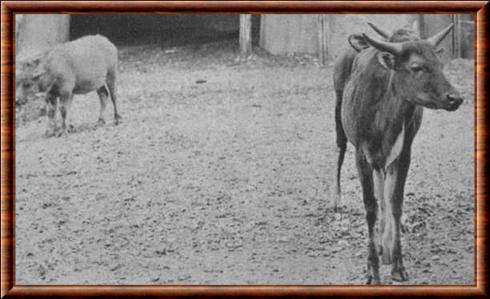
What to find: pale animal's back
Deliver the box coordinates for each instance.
[43,35,117,94]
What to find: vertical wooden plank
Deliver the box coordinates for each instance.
[455,14,462,58]
[452,14,459,58]
[317,15,327,65]
[418,14,425,39]
[239,14,251,57]
[259,14,266,49]
[323,15,329,62]
[459,15,474,59]
[15,14,23,49]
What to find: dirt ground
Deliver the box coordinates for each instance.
[15,40,475,285]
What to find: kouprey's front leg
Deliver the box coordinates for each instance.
[386,149,412,282]
[355,150,380,284]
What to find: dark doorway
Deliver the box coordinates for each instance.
[70,14,241,48]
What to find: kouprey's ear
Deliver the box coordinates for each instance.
[31,56,42,66]
[32,66,45,79]
[435,47,445,56]
[348,34,370,52]
[24,56,42,70]
[377,52,395,69]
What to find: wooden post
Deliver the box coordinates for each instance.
[16,15,24,51]
[16,15,70,57]
[317,15,328,65]
[418,15,425,39]
[453,14,461,58]
[239,14,252,57]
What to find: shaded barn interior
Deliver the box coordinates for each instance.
[70,14,261,48]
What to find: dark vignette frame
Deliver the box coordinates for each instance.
[1,1,488,298]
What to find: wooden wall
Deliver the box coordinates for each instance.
[259,14,413,59]
[259,15,321,55]
[259,14,474,62]
[15,14,474,63]
[421,14,474,60]
[16,15,70,58]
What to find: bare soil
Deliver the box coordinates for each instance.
[15,40,474,285]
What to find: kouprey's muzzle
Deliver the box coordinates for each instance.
[443,93,463,111]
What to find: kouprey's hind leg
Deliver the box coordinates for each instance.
[334,89,347,212]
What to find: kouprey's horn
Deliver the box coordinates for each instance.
[367,22,390,39]
[361,33,403,55]
[426,24,454,47]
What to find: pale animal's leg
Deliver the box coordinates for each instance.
[58,91,73,137]
[96,86,108,126]
[106,69,121,125]
[44,92,58,138]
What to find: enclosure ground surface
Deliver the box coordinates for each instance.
[15,40,475,285]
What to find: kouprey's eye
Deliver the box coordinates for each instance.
[411,65,424,73]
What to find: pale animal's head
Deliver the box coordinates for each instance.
[15,53,46,105]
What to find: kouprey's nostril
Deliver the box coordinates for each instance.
[445,93,463,110]
[447,93,463,102]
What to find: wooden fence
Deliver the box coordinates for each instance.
[257,14,474,63]
[15,14,474,63]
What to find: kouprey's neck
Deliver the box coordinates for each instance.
[366,71,416,170]
[38,71,55,93]
[382,70,417,126]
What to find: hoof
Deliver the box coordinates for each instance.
[333,203,344,214]
[333,189,341,211]
[333,207,343,221]
[400,223,406,233]
[45,123,57,137]
[392,267,408,282]
[56,129,68,138]
[45,130,56,138]
[97,118,106,126]
[114,115,122,125]
[381,249,392,265]
[366,275,380,285]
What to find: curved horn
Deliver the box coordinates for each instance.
[362,33,403,55]
[426,24,454,47]
[367,22,390,39]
